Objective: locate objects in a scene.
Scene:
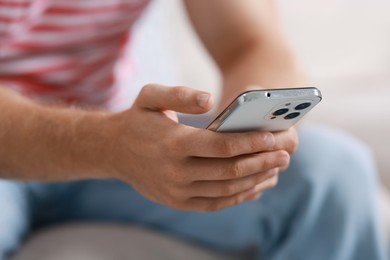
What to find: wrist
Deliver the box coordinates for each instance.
[66,109,120,180]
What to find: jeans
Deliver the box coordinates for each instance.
[0,125,388,260]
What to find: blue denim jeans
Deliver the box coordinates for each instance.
[0,125,388,259]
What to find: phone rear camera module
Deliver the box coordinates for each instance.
[295,102,311,110]
[273,108,289,116]
[284,112,300,120]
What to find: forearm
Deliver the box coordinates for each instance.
[221,42,305,103]
[185,0,305,107]
[0,87,113,181]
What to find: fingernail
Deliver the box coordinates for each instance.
[197,93,211,108]
[264,133,275,147]
[279,154,290,166]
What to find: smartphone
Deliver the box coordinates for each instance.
[207,87,322,132]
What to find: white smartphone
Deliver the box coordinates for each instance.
[207,87,322,132]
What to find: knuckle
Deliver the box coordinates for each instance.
[137,84,157,106]
[228,161,243,178]
[171,87,188,103]
[220,182,236,196]
[260,154,274,170]
[139,84,155,98]
[218,138,235,157]
[248,136,259,152]
[205,201,223,212]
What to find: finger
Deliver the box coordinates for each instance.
[217,85,263,112]
[181,128,276,158]
[242,176,280,202]
[187,150,289,181]
[273,127,298,154]
[136,84,213,114]
[279,164,290,173]
[244,191,263,202]
[187,175,279,212]
[188,168,278,197]
[251,175,279,194]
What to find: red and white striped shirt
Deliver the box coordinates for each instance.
[0,0,150,108]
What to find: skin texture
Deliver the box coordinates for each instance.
[0,0,302,212]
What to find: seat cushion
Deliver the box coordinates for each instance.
[11,223,238,260]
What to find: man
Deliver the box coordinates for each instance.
[0,0,387,259]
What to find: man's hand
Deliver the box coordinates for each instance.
[0,84,297,212]
[104,84,297,212]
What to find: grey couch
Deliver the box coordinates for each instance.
[11,223,238,260]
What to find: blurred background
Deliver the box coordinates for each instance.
[127,0,390,192]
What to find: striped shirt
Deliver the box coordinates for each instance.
[0,0,150,108]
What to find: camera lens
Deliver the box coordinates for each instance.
[284,112,300,120]
[273,108,289,116]
[295,102,311,110]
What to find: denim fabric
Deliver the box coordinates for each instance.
[0,125,388,260]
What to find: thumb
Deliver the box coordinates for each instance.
[136,84,213,114]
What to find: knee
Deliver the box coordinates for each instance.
[290,125,380,212]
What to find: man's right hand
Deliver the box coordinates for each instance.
[103,84,297,212]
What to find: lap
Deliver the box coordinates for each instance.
[31,125,381,248]
[1,124,384,259]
